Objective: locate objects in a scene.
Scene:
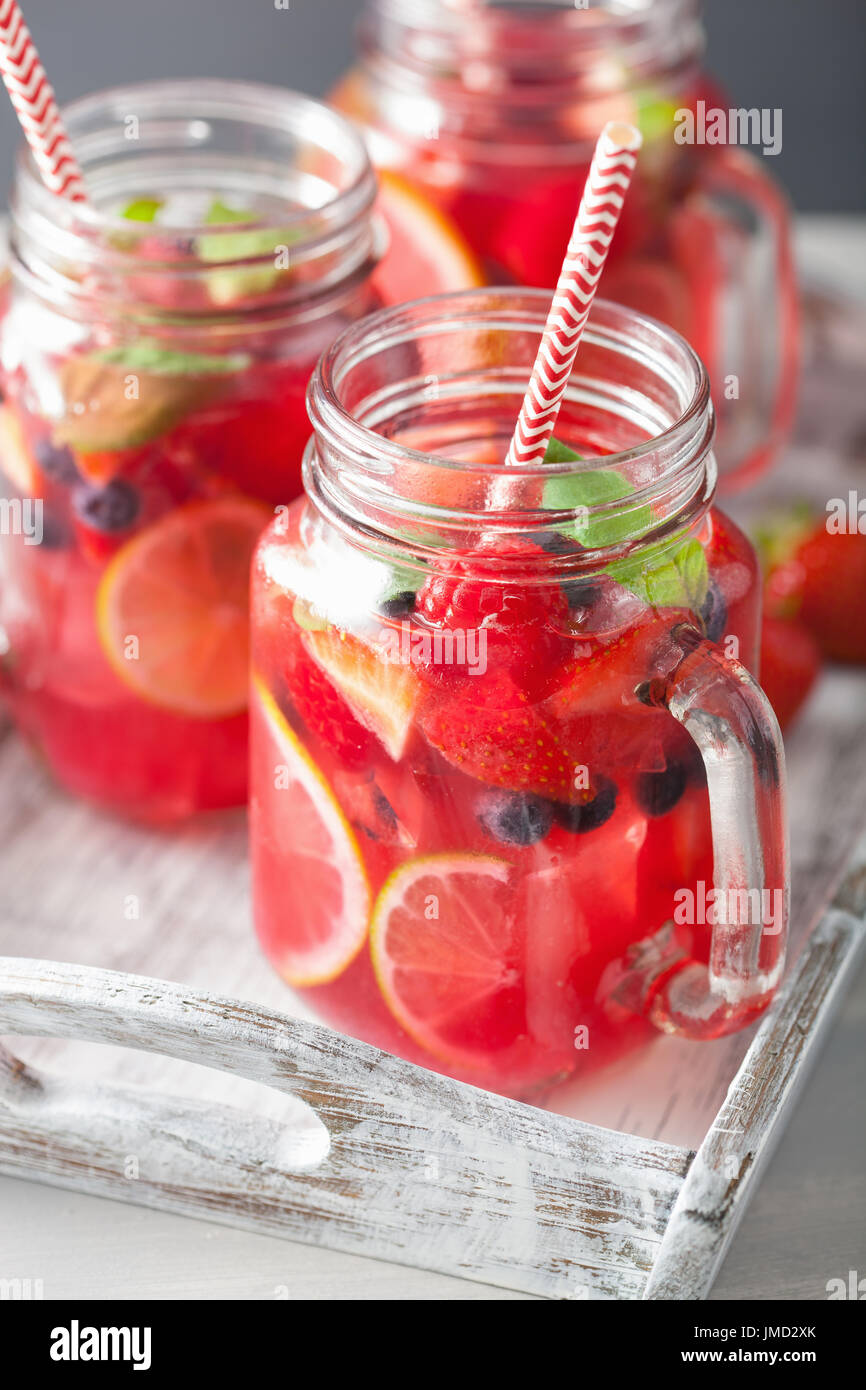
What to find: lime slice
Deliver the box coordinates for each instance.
[370,853,520,1067]
[251,677,371,985]
[96,497,268,718]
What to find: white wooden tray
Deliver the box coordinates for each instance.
[0,286,864,1300]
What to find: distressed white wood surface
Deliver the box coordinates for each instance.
[0,842,863,1301]
[0,956,693,1301]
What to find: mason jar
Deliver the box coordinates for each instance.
[333,0,799,489]
[0,80,382,820]
[250,289,789,1099]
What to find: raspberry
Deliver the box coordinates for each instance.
[415,538,571,695]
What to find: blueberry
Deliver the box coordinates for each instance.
[73,478,140,533]
[478,790,554,846]
[34,439,80,485]
[562,579,601,612]
[553,776,618,833]
[700,580,728,643]
[635,761,688,817]
[379,590,417,619]
[538,530,578,557]
[38,509,72,549]
[536,532,600,610]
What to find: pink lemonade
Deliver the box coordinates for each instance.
[334,0,799,487]
[0,82,384,820]
[250,293,788,1099]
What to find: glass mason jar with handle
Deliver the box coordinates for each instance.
[250,289,789,1099]
[0,80,383,821]
[333,0,799,490]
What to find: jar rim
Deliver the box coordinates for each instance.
[372,0,697,40]
[306,289,716,564]
[9,80,381,322]
[14,79,377,244]
[310,288,712,483]
[362,0,704,112]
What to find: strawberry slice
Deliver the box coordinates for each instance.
[418,666,586,803]
[303,626,419,761]
[419,609,686,798]
[283,643,377,771]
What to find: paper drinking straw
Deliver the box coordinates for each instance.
[0,0,86,201]
[505,121,642,469]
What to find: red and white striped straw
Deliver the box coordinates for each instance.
[0,0,86,201]
[506,121,642,468]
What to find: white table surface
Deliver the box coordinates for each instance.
[1,217,864,1302]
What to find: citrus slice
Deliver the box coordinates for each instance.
[370,853,521,1067]
[97,496,268,717]
[303,625,418,760]
[372,169,485,305]
[251,677,371,985]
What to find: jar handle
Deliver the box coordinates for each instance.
[685,147,799,490]
[615,625,789,1039]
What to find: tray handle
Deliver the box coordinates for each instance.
[0,956,690,1301]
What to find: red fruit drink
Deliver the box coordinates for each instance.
[250,293,788,1098]
[334,0,798,488]
[0,82,383,820]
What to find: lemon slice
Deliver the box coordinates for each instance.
[96,496,268,718]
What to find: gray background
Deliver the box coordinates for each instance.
[0,0,863,211]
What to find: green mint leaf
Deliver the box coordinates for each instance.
[607,535,710,614]
[197,199,299,304]
[635,89,680,144]
[199,199,297,262]
[542,436,652,548]
[541,438,710,614]
[674,539,710,610]
[380,564,426,605]
[121,197,164,223]
[91,339,249,376]
[204,200,256,227]
[292,597,330,633]
[543,436,584,465]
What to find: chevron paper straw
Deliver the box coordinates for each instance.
[0,0,86,201]
[505,121,642,469]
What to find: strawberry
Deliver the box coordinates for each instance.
[759,615,821,730]
[418,666,586,803]
[758,505,866,665]
[784,529,866,665]
[283,647,376,771]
